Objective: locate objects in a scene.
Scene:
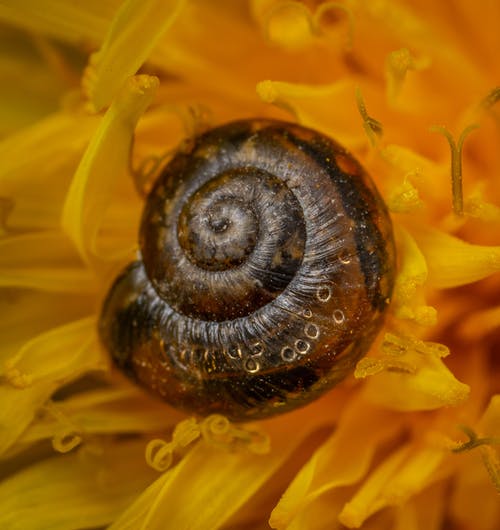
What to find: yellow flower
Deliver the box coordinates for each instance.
[0,0,499,528]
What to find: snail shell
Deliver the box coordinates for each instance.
[99,119,395,421]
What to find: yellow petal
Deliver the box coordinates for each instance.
[0,439,157,530]
[0,112,98,230]
[460,305,500,341]
[111,415,325,530]
[62,75,158,264]
[397,482,448,530]
[0,27,64,134]
[0,291,95,368]
[413,227,500,288]
[382,143,440,178]
[339,444,446,528]
[0,0,119,45]
[0,317,105,455]
[464,187,500,222]
[451,452,500,530]
[478,394,500,437]
[110,440,283,529]
[270,398,402,528]
[0,232,97,293]
[108,469,171,530]
[83,0,184,111]
[392,227,436,326]
[256,79,366,147]
[476,394,500,493]
[11,387,182,457]
[450,396,500,530]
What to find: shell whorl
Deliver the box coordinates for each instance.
[99,119,396,421]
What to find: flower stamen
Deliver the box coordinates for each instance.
[481,446,500,494]
[430,124,479,216]
[42,400,84,453]
[314,1,355,50]
[452,425,500,453]
[452,425,500,493]
[145,417,201,472]
[200,414,270,455]
[262,1,315,49]
[355,332,449,379]
[479,86,500,116]
[385,48,429,105]
[52,430,83,453]
[355,87,383,146]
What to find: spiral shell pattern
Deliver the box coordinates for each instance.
[99,119,395,421]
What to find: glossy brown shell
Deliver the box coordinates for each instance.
[99,119,396,421]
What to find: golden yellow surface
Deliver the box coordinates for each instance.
[0,1,499,528]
